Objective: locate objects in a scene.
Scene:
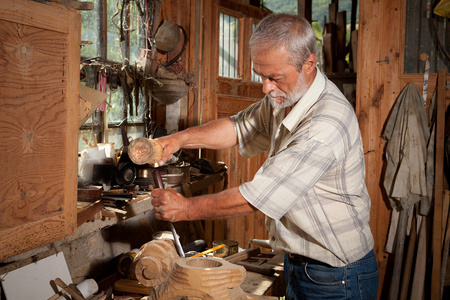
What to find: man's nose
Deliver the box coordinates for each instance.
[262,78,276,94]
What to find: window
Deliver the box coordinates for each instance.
[79,0,149,153]
[214,1,269,93]
[219,12,240,78]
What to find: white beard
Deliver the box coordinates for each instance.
[268,71,308,110]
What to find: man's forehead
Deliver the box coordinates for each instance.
[252,52,292,74]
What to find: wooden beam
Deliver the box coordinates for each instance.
[77,200,104,227]
[297,0,312,22]
[431,69,447,300]
[49,0,94,11]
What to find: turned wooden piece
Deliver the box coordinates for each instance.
[134,240,247,300]
[128,137,163,165]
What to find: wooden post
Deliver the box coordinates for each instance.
[297,0,312,23]
[431,69,447,299]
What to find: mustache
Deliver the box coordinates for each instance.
[268,91,286,98]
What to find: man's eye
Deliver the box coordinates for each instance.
[261,75,282,82]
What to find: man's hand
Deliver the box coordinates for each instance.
[154,134,183,166]
[151,187,189,222]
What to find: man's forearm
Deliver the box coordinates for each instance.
[175,117,237,150]
[155,117,238,166]
[187,187,257,220]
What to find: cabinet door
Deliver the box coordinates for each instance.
[0,0,80,260]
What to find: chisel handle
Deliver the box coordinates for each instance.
[152,169,165,189]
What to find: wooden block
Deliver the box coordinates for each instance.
[134,240,247,299]
[329,3,337,24]
[236,261,275,276]
[79,85,109,125]
[240,271,278,297]
[323,33,334,73]
[113,278,150,295]
[225,247,261,263]
[336,11,347,61]
[351,30,358,72]
[77,200,104,227]
[100,209,116,218]
[78,187,102,199]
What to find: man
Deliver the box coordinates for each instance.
[151,13,378,300]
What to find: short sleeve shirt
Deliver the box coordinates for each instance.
[230,69,374,267]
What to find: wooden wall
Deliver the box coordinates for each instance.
[198,0,271,248]
[357,0,441,297]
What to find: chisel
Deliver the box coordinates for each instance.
[152,169,185,258]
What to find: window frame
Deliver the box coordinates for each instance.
[218,8,245,81]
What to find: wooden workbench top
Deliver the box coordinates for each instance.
[240,252,285,298]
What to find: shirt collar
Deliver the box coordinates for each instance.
[282,67,325,131]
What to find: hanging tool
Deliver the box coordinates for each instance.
[152,169,185,258]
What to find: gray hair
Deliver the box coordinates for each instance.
[250,13,317,70]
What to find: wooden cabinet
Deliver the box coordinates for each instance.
[0,0,80,260]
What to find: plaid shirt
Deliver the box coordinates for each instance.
[230,69,374,267]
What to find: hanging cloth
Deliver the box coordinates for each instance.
[383,83,430,210]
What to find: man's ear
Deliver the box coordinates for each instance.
[302,53,317,74]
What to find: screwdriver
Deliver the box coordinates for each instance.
[152,169,185,258]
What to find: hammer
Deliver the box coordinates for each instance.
[152,169,185,258]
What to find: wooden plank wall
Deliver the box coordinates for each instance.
[357,0,439,297]
[182,0,270,248]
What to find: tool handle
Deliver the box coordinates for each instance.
[152,169,164,188]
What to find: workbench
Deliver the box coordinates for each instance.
[112,250,285,299]
[76,171,287,298]
[239,252,285,298]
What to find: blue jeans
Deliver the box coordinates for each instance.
[284,250,379,300]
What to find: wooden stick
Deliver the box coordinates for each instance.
[54,278,85,300]
[389,208,408,300]
[440,191,450,298]
[410,217,428,300]
[399,213,417,300]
